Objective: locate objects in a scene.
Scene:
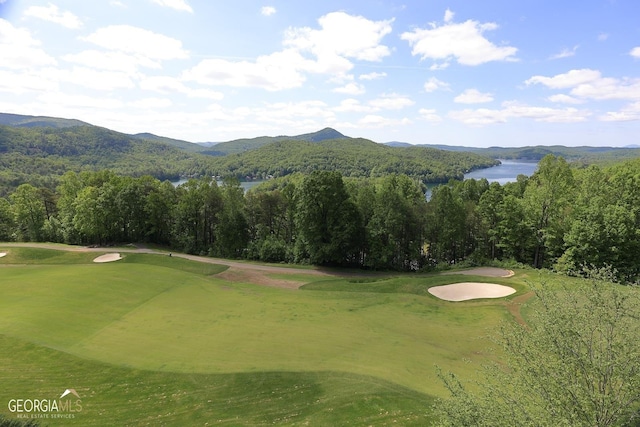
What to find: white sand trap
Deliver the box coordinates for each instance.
[93,253,122,263]
[0,252,6,258]
[429,282,516,302]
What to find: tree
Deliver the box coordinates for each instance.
[10,184,46,241]
[366,175,426,270]
[0,197,15,241]
[476,182,504,259]
[295,171,362,266]
[521,155,574,268]
[171,178,222,254]
[425,185,465,264]
[215,178,249,258]
[560,165,640,282]
[56,171,84,243]
[435,270,640,427]
[145,180,176,244]
[72,186,104,244]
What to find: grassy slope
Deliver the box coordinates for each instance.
[0,247,529,425]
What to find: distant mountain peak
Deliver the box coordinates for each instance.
[294,127,348,142]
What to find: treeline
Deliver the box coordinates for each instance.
[207,138,500,183]
[2,155,640,281]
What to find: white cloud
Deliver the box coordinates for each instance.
[598,33,609,41]
[359,72,386,80]
[182,12,392,92]
[571,77,640,100]
[549,45,579,60]
[63,50,158,74]
[129,97,172,109]
[548,94,584,104]
[251,101,336,131]
[0,69,59,94]
[334,98,375,113]
[630,47,640,58]
[527,69,640,101]
[24,3,83,29]
[37,92,124,110]
[358,115,412,128]
[140,76,224,99]
[369,93,414,110]
[284,11,393,72]
[454,88,493,104]
[423,77,450,92]
[332,82,365,95]
[444,9,455,23]
[82,25,189,61]
[400,10,517,66]
[600,102,640,122]
[261,6,276,16]
[182,49,312,91]
[449,101,590,125]
[334,95,413,113]
[0,19,57,69]
[57,67,136,91]
[150,0,193,13]
[525,69,601,89]
[419,108,443,123]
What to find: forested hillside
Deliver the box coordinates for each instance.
[0,125,218,196]
[0,118,501,196]
[200,127,348,155]
[397,141,640,162]
[0,112,90,128]
[207,138,499,182]
[3,154,639,282]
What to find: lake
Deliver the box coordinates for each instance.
[171,179,265,190]
[464,160,539,184]
[171,160,539,191]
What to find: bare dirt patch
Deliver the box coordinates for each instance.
[442,267,514,278]
[216,267,306,289]
[93,253,123,263]
[506,291,535,326]
[428,282,516,302]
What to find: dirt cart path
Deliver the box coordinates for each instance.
[0,242,335,277]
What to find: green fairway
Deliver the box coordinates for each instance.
[0,246,528,425]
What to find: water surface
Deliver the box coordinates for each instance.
[464,160,539,185]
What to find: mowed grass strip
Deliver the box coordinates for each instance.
[0,334,436,426]
[121,252,229,276]
[0,247,99,264]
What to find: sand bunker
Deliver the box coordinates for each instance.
[0,252,6,258]
[429,282,516,302]
[93,253,122,263]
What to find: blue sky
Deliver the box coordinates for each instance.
[1,0,639,146]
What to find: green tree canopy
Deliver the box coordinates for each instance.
[436,270,640,427]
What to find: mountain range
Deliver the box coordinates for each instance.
[1,112,640,197]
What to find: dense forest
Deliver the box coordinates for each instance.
[0,122,499,197]
[2,154,640,283]
[207,138,499,182]
[0,125,216,195]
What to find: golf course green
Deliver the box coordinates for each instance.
[0,245,529,425]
